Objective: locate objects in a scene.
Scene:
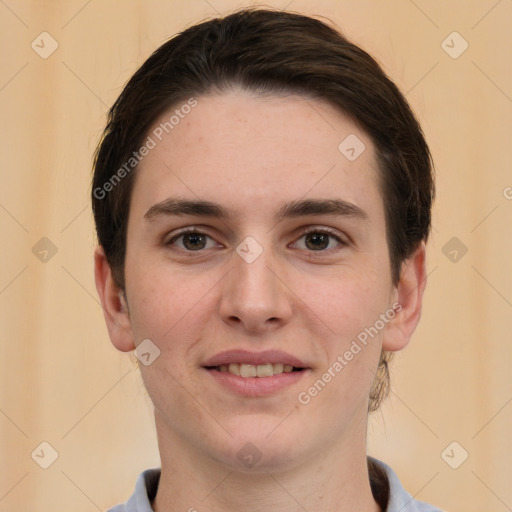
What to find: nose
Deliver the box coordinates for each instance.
[219,239,293,334]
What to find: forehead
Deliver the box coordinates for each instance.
[130,91,384,227]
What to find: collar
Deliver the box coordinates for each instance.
[116,457,441,512]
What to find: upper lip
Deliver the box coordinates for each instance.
[202,350,309,368]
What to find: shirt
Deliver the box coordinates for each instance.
[107,457,444,511]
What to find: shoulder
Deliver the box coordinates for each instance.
[368,457,445,512]
[106,468,161,512]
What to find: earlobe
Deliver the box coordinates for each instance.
[94,245,136,352]
[382,242,427,352]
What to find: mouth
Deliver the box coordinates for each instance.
[201,350,310,397]
[204,363,305,378]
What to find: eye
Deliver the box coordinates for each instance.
[165,226,348,253]
[165,228,217,251]
[293,227,347,252]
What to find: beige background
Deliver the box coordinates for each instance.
[1,0,511,510]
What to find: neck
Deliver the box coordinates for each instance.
[151,412,382,512]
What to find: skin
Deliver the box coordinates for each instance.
[95,90,427,512]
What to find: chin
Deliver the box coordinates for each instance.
[215,423,309,474]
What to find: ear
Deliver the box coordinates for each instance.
[94,245,135,352]
[382,241,427,352]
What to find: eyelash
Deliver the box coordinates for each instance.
[165,226,348,253]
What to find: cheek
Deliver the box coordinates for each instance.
[124,258,208,348]
[300,264,391,343]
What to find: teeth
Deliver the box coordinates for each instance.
[240,364,257,377]
[256,363,273,377]
[228,363,240,376]
[216,363,300,377]
[273,363,284,374]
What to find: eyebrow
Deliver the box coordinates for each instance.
[144,197,368,223]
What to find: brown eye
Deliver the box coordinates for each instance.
[181,232,208,250]
[304,232,330,250]
[166,229,215,251]
[294,227,347,252]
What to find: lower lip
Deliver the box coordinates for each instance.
[203,368,310,397]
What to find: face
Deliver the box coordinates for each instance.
[97,90,423,473]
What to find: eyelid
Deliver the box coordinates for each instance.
[291,225,349,249]
[164,226,219,247]
[165,224,349,253]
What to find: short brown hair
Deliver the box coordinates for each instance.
[91,7,435,412]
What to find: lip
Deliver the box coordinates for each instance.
[202,349,309,368]
[203,366,311,397]
[201,350,311,398]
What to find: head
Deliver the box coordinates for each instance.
[93,8,434,471]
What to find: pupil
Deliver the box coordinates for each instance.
[307,233,328,250]
[181,233,329,251]
[184,233,205,250]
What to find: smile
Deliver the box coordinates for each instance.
[202,350,310,396]
[211,363,302,377]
